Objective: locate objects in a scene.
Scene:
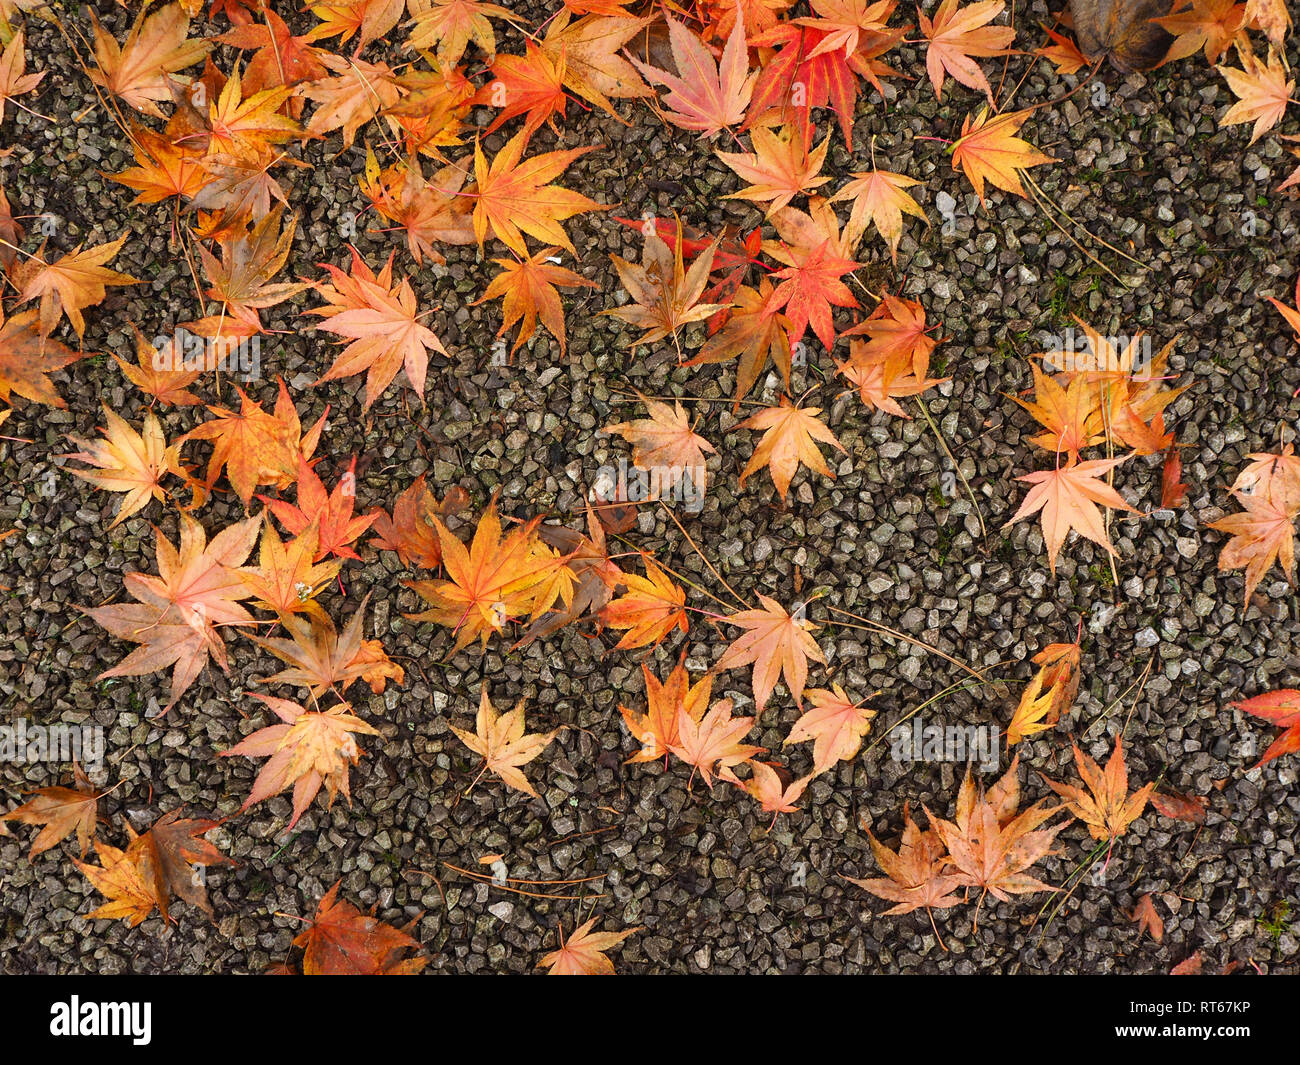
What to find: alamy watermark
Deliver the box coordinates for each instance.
[1039,327,1154,378]
[591,458,706,514]
[0,717,104,769]
[151,327,261,381]
[891,716,999,773]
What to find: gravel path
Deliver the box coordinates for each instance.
[0,1,1297,974]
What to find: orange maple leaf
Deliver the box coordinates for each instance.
[294,880,427,974]
[0,309,87,408]
[0,28,45,123]
[471,129,604,257]
[221,693,379,828]
[1216,44,1294,144]
[239,519,341,619]
[603,392,715,499]
[368,475,470,569]
[951,106,1056,204]
[784,683,877,775]
[538,918,639,975]
[713,593,826,711]
[716,122,831,216]
[14,235,138,339]
[619,655,712,763]
[65,404,182,528]
[88,4,212,118]
[404,501,575,651]
[1,764,100,859]
[262,455,377,562]
[737,397,846,502]
[844,805,965,918]
[539,12,653,119]
[685,278,793,406]
[1002,455,1139,573]
[474,246,596,357]
[1042,737,1154,843]
[476,42,570,144]
[668,697,764,788]
[919,0,1016,102]
[451,687,561,797]
[599,556,689,650]
[605,230,727,350]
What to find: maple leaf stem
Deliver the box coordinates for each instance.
[927,906,948,951]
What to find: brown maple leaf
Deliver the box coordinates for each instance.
[194,206,308,333]
[75,809,230,925]
[295,880,427,974]
[0,309,87,407]
[113,326,202,407]
[604,230,726,350]
[1131,893,1164,942]
[451,687,561,797]
[1,764,100,859]
[685,278,793,406]
[220,693,379,828]
[1041,736,1154,843]
[88,3,212,117]
[368,476,470,569]
[249,594,402,697]
[0,29,44,123]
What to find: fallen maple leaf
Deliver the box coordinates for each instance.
[262,456,376,562]
[220,693,379,827]
[88,3,212,117]
[539,12,653,119]
[250,594,402,697]
[476,42,570,144]
[1131,893,1164,942]
[1,764,100,859]
[599,556,689,650]
[0,309,87,408]
[295,880,427,974]
[716,122,832,217]
[0,29,44,123]
[75,809,229,925]
[685,278,793,405]
[474,247,596,357]
[180,377,326,505]
[1155,0,1247,64]
[713,593,826,711]
[928,760,1065,921]
[1216,44,1294,144]
[194,207,308,333]
[471,129,604,258]
[1042,736,1154,843]
[951,106,1056,205]
[14,235,138,339]
[1035,24,1090,74]
[297,53,404,148]
[112,326,202,407]
[538,918,639,974]
[620,655,711,763]
[668,697,764,788]
[742,760,812,821]
[1208,484,1297,607]
[737,397,846,502]
[368,476,470,570]
[630,11,755,137]
[404,500,575,651]
[831,167,927,262]
[406,0,518,65]
[239,519,341,619]
[603,393,715,500]
[784,683,877,775]
[65,405,181,528]
[763,199,861,350]
[605,230,726,350]
[1149,790,1209,824]
[845,805,965,917]
[84,513,261,711]
[306,0,405,50]
[451,687,561,797]
[1003,455,1139,573]
[1231,689,1300,768]
[919,0,1016,102]
[1007,639,1080,745]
